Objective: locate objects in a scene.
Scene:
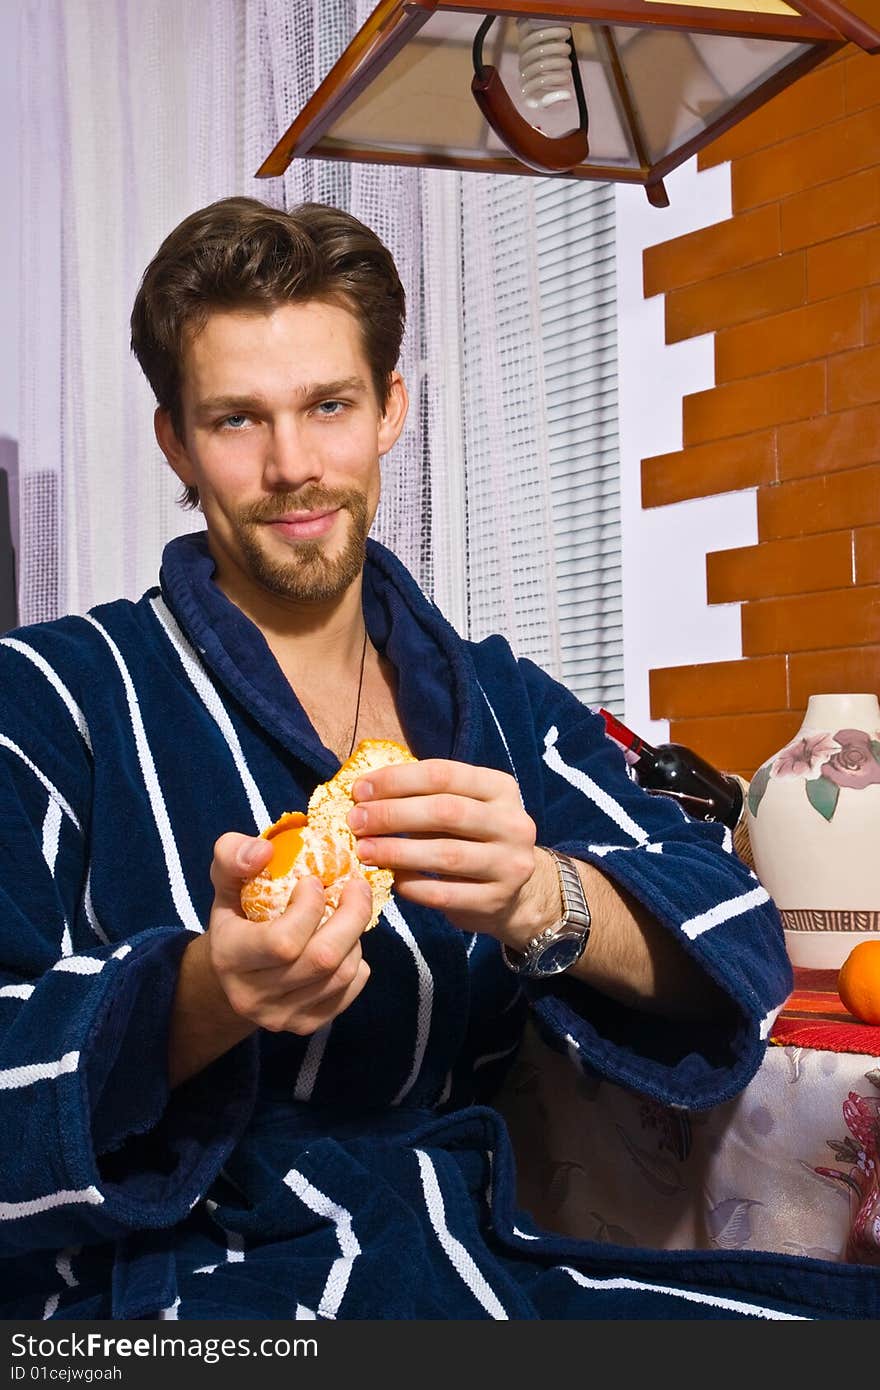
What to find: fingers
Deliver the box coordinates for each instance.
[346,762,536,906]
[214,872,373,979]
[392,869,531,920]
[269,875,373,987]
[213,874,327,972]
[252,957,372,1036]
[348,761,528,851]
[351,759,517,807]
[353,834,528,886]
[349,789,531,845]
[217,876,374,1033]
[210,831,274,912]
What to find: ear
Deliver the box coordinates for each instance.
[154,408,196,488]
[377,372,409,457]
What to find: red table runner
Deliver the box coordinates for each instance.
[770,967,880,1054]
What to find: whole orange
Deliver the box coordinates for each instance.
[837,940,880,1025]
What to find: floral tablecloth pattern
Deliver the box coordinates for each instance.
[498,971,880,1264]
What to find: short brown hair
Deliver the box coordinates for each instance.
[130,196,406,508]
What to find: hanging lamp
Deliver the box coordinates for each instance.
[256,1,880,206]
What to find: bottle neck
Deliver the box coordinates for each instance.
[599,709,657,760]
[599,708,743,829]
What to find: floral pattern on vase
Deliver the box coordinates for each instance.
[745,694,880,969]
[749,728,880,823]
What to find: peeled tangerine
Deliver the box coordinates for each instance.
[240,738,416,931]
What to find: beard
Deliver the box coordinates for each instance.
[233,486,370,603]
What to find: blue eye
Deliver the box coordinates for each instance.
[316,400,345,417]
[221,414,249,430]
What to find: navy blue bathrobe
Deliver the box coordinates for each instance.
[0,532,875,1319]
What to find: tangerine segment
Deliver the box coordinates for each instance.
[239,876,295,923]
[240,822,361,924]
[258,815,354,890]
[299,830,355,888]
[837,939,880,1025]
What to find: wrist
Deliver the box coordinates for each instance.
[169,933,256,1089]
[502,848,592,979]
[504,846,563,953]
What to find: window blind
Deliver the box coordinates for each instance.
[534,178,623,714]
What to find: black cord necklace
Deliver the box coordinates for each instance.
[347,626,369,760]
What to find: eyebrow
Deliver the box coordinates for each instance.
[194,377,370,418]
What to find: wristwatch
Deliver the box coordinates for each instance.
[501,848,592,978]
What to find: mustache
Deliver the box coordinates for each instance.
[239,489,366,525]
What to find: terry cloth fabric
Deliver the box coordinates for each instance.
[0,531,876,1320]
[770,968,880,1055]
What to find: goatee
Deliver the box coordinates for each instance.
[235,488,370,603]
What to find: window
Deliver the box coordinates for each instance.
[535,179,623,713]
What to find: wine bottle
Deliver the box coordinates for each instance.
[599,709,745,831]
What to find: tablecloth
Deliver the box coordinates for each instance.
[499,971,880,1263]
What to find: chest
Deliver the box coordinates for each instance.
[293,653,411,763]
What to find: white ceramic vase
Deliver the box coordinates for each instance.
[746,693,880,969]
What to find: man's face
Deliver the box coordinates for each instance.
[158,299,407,607]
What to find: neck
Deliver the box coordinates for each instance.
[211,546,368,680]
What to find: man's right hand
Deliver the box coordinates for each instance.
[168,831,373,1087]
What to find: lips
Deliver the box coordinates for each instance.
[264,509,340,541]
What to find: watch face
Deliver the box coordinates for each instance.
[533,933,586,976]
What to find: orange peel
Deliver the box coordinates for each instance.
[240,738,416,930]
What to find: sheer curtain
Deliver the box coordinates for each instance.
[424,171,561,675]
[20,0,249,623]
[18,0,562,677]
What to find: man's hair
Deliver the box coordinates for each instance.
[130,196,406,508]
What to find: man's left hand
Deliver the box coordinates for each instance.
[348,760,559,949]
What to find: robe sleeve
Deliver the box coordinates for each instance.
[515,656,792,1111]
[0,636,258,1255]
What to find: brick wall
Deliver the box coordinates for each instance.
[641,14,880,780]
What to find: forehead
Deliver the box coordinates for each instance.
[180,300,371,401]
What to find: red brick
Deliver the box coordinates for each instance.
[707,532,853,603]
[732,106,880,211]
[779,168,880,252]
[699,61,847,170]
[864,286,880,343]
[683,364,825,447]
[715,293,862,383]
[668,712,803,778]
[649,656,788,720]
[641,432,776,508]
[855,525,880,583]
[814,45,855,70]
[664,254,805,344]
[846,46,880,114]
[643,206,780,299]
[777,404,880,481]
[757,465,880,539]
[827,342,880,412]
[789,645,880,707]
[741,586,880,656]
[807,225,880,301]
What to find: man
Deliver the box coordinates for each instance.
[0,197,873,1320]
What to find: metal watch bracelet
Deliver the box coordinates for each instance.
[500,847,592,976]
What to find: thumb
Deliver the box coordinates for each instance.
[210,831,273,913]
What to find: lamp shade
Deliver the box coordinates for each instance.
[256,1,880,206]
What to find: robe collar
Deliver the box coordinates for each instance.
[158,531,481,780]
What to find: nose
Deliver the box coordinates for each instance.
[262,416,323,492]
